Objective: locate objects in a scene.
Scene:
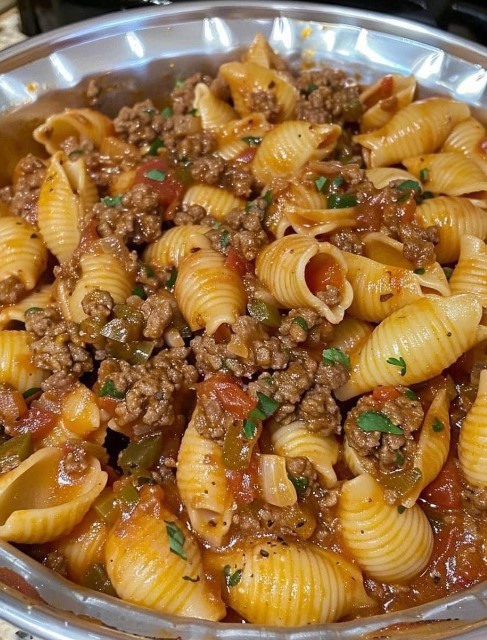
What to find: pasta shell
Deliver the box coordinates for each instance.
[55,509,111,582]
[449,235,487,306]
[0,329,47,392]
[335,294,483,401]
[287,204,357,238]
[328,315,374,354]
[38,151,97,263]
[257,454,298,507]
[176,414,233,548]
[338,474,433,582]
[365,167,418,189]
[252,121,341,185]
[219,61,298,122]
[403,153,487,197]
[0,217,47,291]
[193,83,237,130]
[459,369,487,487]
[354,98,470,168]
[174,249,246,335]
[415,196,487,263]
[215,113,272,161]
[57,245,134,323]
[360,74,416,133]
[0,448,107,543]
[242,33,283,69]
[182,184,245,221]
[210,538,374,625]
[33,108,114,155]
[143,225,211,269]
[256,235,353,324]
[402,389,450,507]
[442,116,487,176]
[0,284,53,330]
[270,420,339,487]
[61,383,101,437]
[105,494,225,620]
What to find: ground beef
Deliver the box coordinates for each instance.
[316,285,341,308]
[465,485,487,512]
[222,162,255,198]
[286,456,319,495]
[172,203,207,226]
[191,315,290,378]
[296,384,342,435]
[328,229,364,254]
[231,504,315,539]
[81,289,114,319]
[60,136,123,191]
[344,391,424,470]
[295,69,362,125]
[279,308,323,344]
[139,290,175,340]
[85,78,100,107]
[8,154,46,225]
[400,224,439,268]
[0,275,25,306]
[93,182,162,244]
[61,442,90,480]
[113,99,164,146]
[24,307,93,375]
[40,371,78,393]
[176,131,216,162]
[193,392,234,442]
[0,383,26,431]
[160,114,203,154]
[224,199,269,261]
[98,347,197,436]
[170,73,212,115]
[246,90,280,122]
[190,155,226,185]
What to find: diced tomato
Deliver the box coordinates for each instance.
[0,389,27,428]
[305,253,343,295]
[98,396,119,415]
[235,146,258,164]
[11,405,58,440]
[225,454,259,503]
[224,247,254,277]
[397,196,417,223]
[421,458,462,510]
[372,386,402,403]
[197,373,256,420]
[77,219,100,255]
[134,158,184,208]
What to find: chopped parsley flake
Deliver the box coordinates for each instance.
[307,83,318,94]
[395,450,405,466]
[387,356,407,376]
[25,306,43,315]
[357,411,404,435]
[161,106,173,118]
[144,169,166,181]
[98,379,125,399]
[131,284,147,300]
[241,136,262,146]
[293,316,309,332]
[289,475,309,494]
[224,565,243,587]
[175,79,184,88]
[165,267,178,290]
[327,193,357,209]
[242,418,258,439]
[248,392,279,422]
[102,194,123,207]
[22,387,41,399]
[322,347,351,371]
[263,190,273,206]
[220,229,231,248]
[397,179,421,193]
[432,418,445,432]
[397,505,406,514]
[419,168,429,182]
[414,267,425,275]
[147,138,164,156]
[330,176,344,189]
[165,521,187,560]
[404,388,418,401]
[314,176,328,192]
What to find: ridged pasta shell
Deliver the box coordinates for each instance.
[257,454,297,507]
[242,33,283,69]
[0,329,47,392]
[177,415,233,547]
[0,448,107,543]
[55,509,111,582]
[105,495,225,620]
[210,538,374,625]
[174,249,246,335]
[193,83,237,130]
[287,205,357,237]
[403,389,450,507]
[252,121,341,185]
[182,184,245,221]
[449,235,487,306]
[33,108,114,155]
[403,152,487,197]
[415,196,487,263]
[360,74,416,133]
[335,294,483,401]
[37,151,96,263]
[270,420,339,487]
[442,116,487,176]
[256,235,353,324]
[215,112,272,161]
[57,248,134,323]
[365,167,418,189]
[354,98,470,168]
[219,61,298,122]
[338,474,433,582]
[143,225,211,269]
[61,383,101,437]
[0,217,47,291]
[328,315,374,354]
[459,369,487,487]
[0,284,53,329]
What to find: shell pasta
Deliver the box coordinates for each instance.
[0,32,486,629]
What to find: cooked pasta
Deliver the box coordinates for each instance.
[0,32,486,628]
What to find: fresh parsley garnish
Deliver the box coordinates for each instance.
[165,521,187,560]
[189,108,198,116]
[25,306,43,315]
[397,505,406,514]
[357,411,404,435]
[307,83,318,94]
[293,316,309,332]
[327,193,357,209]
[263,190,273,206]
[22,387,41,399]
[322,347,351,371]
[148,138,164,156]
[98,379,125,399]
[397,180,421,193]
[419,168,429,182]
[161,106,173,119]
[224,565,243,587]
[102,194,123,207]
[174,79,184,88]
[432,418,444,432]
[165,267,178,290]
[330,176,344,189]
[395,449,405,466]
[404,388,418,401]
[248,392,279,422]
[220,229,231,248]
[414,267,425,275]
[289,475,309,494]
[387,356,407,376]
[144,169,166,181]
[443,267,453,281]
[314,176,328,193]
[241,136,262,146]
[131,284,147,300]
[242,418,257,439]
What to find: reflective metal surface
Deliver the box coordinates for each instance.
[0,3,486,638]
